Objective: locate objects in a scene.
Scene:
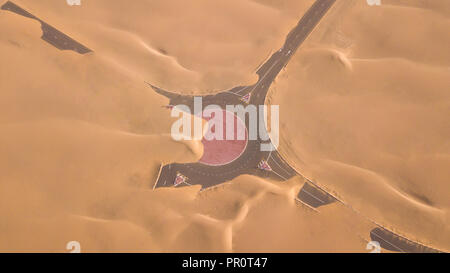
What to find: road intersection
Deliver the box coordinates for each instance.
[150,0,337,191]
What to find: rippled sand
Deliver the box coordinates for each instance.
[0,0,448,252]
[268,0,450,251]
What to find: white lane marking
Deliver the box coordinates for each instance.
[301,188,326,204]
[153,163,165,190]
[224,91,244,97]
[295,198,319,212]
[235,86,250,95]
[371,232,406,253]
[269,154,293,176]
[248,60,279,94]
[271,168,287,180]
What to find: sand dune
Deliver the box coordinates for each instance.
[0,1,204,251]
[1,0,448,252]
[269,0,450,250]
[2,0,365,252]
[9,0,316,93]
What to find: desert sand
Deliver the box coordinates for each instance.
[268,0,450,251]
[0,0,447,252]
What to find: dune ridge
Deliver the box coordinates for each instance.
[1,0,448,252]
[269,0,450,251]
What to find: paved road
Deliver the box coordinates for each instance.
[3,0,443,253]
[149,0,445,253]
[151,0,337,190]
[1,1,92,54]
[370,227,442,253]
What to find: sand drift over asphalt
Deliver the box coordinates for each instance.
[268,0,450,251]
[0,0,369,252]
[6,0,315,94]
[0,0,448,252]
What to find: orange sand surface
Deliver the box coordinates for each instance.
[268,0,450,251]
[6,0,315,94]
[0,0,448,252]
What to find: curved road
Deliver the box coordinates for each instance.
[150,0,336,190]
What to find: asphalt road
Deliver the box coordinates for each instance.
[151,0,337,190]
[149,0,445,253]
[3,0,440,253]
[1,1,92,54]
[370,227,442,253]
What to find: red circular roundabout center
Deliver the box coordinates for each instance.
[199,110,248,166]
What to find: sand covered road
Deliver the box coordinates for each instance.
[1,0,448,252]
[0,0,375,252]
[8,0,315,93]
[268,0,450,251]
